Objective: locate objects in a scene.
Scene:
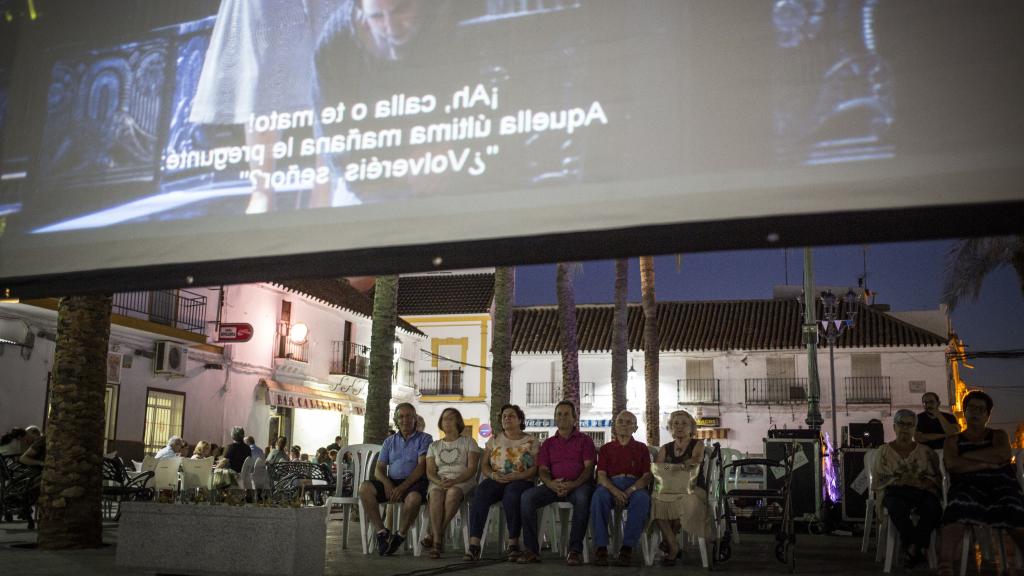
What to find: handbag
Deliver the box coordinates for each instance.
[651,462,701,495]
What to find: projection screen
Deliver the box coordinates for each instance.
[0,0,1021,296]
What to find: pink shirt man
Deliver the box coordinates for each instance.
[538,429,597,480]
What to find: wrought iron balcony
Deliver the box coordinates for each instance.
[525,381,595,407]
[744,378,809,405]
[111,289,207,335]
[330,341,369,379]
[279,339,308,363]
[419,370,464,396]
[844,376,892,404]
[677,379,721,405]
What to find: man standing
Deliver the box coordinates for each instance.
[590,410,652,566]
[915,392,960,450]
[519,400,596,565]
[357,403,432,556]
[154,436,184,459]
[327,435,344,452]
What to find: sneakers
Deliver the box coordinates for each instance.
[594,547,609,566]
[385,532,406,556]
[375,529,391,556]
[616,546,633,567]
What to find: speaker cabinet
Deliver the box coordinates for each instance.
[764,437,822,522]
[841,448,870,521]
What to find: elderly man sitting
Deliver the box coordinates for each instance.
[155,436,184,459]
[590,410,652,566]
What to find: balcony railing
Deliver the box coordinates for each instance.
[279,339,308,363]
[394,358,415,387]
[844,376,892,404]
[677,379,721,405]
[419,370,464,396]
[526,382,595,407]
[330,341,369,379]
[744,378,808,405]
[527,382,559,407]
[112,289,207,335]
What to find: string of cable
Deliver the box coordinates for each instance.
[387,556,506,576]
[947,349,1024,360]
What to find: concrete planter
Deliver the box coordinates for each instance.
[116,501,326,575]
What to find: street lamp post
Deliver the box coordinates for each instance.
[817,289,858,450]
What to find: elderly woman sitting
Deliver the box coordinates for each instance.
[651,410,708,566]
[939,391,1024,576]
[871,409,942,568]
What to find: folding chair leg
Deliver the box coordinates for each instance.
[698,537,709,568]
[883,518,898,573]
[960,527,973,576]
[928,530,938,570]
[861,500,875,553]
[875,517,888,562]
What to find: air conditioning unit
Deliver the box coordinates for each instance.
[154,341,188,376]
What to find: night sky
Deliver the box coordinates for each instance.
[513,240,1024,434]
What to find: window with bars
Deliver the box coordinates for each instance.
[143,389,185,455]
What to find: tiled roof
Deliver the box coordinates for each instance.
[396,273,495,316]
[272,279,425,336]
[512,300,947,353]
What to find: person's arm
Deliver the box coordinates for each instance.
[454,449,480,485]
[538,465,555,489]
[686,441,705,467]
[19,444,43,467]
[942,435,998,474]
[426,455,442,485]
[654,445,667,464]
[480,446,494,479]
[566,460,595,490]
[630,446,654,492]
[957,429,1012,465]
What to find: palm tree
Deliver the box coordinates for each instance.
[610,259,629,417]
[556,262,581,421]
[38,294,112,549]
[365,275,398,445]
[942,236,1024,312]
[640,256,660,447]
[490,267,514,433]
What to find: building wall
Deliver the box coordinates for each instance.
[510,345,949,455]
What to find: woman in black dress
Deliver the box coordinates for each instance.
[939,391,1024,575]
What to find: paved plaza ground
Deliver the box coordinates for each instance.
[0,517,1010,576]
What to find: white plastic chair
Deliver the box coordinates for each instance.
[238,456,254,490]
[861,448,880,554]
[140,455,158,474]
[542,501,590,563]
[152,457,181,492]
[252,457,270,491]
[323,443,381,555]
[478,502,507,554]
[180,457,213,492]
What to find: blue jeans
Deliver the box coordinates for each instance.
[521,482,594,554]
[590,476,651,548]
[468,478,533,540]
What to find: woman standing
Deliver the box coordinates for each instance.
[423,407,480,559]
[465,404,538,561]
[939,391,1024,575]
[870,409,942,568]
[651,410,708,566]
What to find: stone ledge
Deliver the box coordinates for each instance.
[115,502,325,576]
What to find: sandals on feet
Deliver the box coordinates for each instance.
[463,544,481,561]
[429,545,443,559]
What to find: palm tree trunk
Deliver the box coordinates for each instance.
[365,275,398,445]
[640,256,660,447]
[38,294,112,549]
[611,258,629,417]
[490,267,515,434]
[556,262,580,421]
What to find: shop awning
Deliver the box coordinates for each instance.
[259,379,364,415]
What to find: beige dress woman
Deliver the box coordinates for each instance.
[652,439,708,538]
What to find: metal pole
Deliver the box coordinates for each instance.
[829,339,838,449]
[803,248,823,430]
